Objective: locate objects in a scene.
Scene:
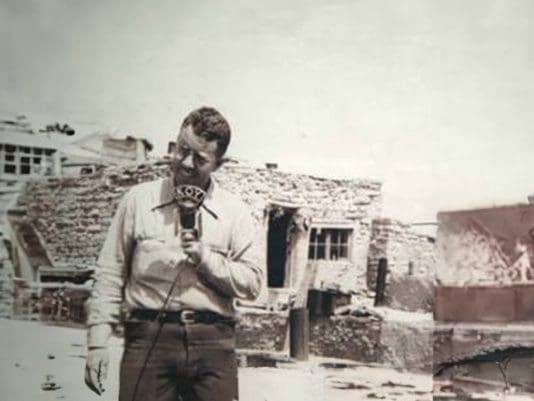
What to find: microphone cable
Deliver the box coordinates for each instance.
[130,260,183,401]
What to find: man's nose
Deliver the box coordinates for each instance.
[181,153,194,169]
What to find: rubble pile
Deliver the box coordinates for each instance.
[309,315,382,362]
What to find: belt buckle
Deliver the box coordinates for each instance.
[180,310,196,324]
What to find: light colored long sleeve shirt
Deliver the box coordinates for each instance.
[87,177,263,334]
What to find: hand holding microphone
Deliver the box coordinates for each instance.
[181,229,203,265]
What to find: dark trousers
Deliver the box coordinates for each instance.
[119,319,238,401]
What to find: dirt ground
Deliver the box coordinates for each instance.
[0,318,436,401]
[5,318,533,401]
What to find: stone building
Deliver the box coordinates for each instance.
[4,156,439,316]
[1,157,437,368]
[62,132,153,176]
[368,218,436,312]
[7,158,384,317]
[0,117,153,228]
[0,117,154,319]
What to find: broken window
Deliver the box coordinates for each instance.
[308,228,351,260]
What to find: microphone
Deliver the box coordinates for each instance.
[174,185,207,239]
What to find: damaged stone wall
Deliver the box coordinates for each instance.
[216,163,382,222]
[309,315,382,362]
[384,275,433,312]
[367,218,435,290]
[15,162,171,268]
[366,218,435,313]
[380,318,433,371]
[236,311,287,351]
[0,238,14,318]
[14,159,382,296]
[312,219,372,296]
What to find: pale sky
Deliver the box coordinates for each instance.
[1,0,533,225]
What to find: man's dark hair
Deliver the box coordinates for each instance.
[181,107,231,157]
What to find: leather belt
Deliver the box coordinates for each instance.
[129,309,235,325]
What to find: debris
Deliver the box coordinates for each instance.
[47,353,56,359]
[336,304,381,319]
[42,375,62,391]
[381,380,415,388]
[331,380,371,390]
[42,381,62,391]
[366,392,386,399]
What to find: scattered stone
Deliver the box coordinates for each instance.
[331,380,371,390]
[47,353,55,359]
[42,375,61,391]
[381,380,415,388]
[367,392,386,399]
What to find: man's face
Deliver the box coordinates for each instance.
[172,124,222,189]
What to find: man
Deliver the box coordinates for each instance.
[85,107,262,401]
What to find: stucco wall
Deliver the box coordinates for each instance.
[436,205,534,286]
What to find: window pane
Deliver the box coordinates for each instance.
[309,228,317,242]
[33,157,41,164]
[330,247,339,260]
[339,245,348,258]
[317,230,327,243]
[4,165,16,174]
[21,156,30,164]
[5,154,15,162]
[5,145,15,153]
[34,148,43,155]
[21,146,31,153]
[316,244,325,259]
[308,246,315,260]
[340,231,349,243]
[330,230,339,244]
[21,164,31,174]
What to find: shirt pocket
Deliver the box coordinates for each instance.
[134,235,184,272]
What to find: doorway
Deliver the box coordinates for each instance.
[267,207,293,287]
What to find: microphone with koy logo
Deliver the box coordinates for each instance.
[174,184,207,242]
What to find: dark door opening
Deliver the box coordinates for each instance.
[267,208,293,287]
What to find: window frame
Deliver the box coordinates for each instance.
[308,226,353,261]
